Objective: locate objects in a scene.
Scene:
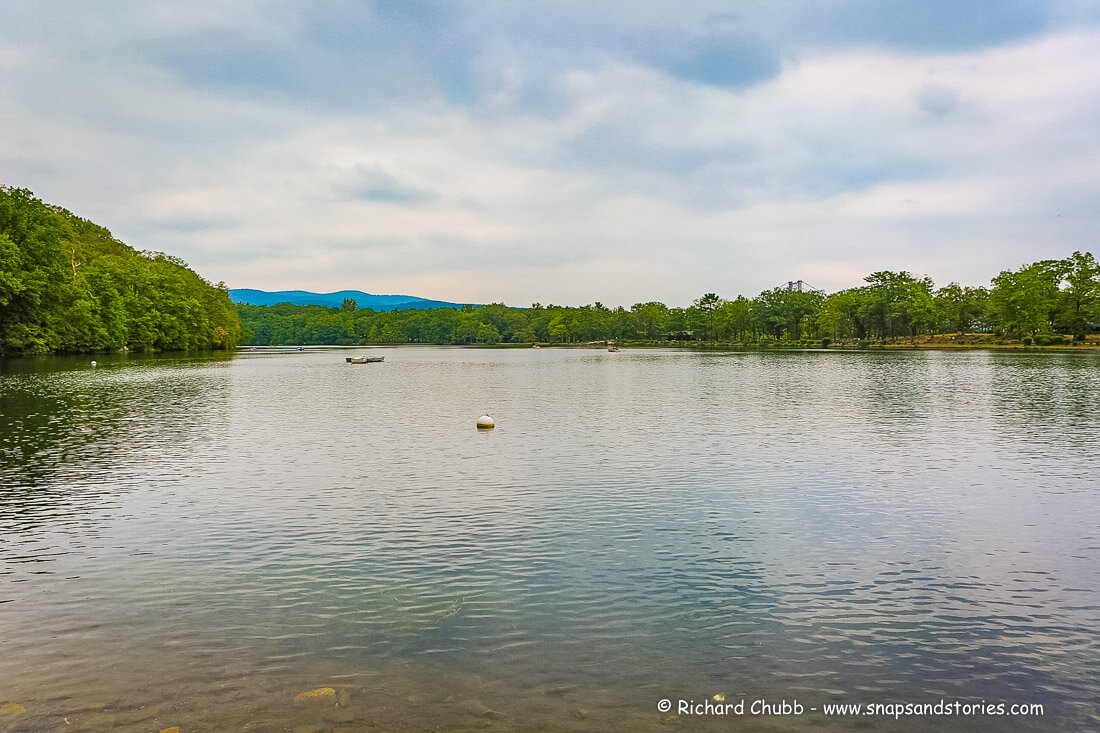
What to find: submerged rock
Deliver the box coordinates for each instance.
[0,702,26,717]
[295,687,336,703]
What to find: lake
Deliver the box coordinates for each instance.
[1,347,1097,732]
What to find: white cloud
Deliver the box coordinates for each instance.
[2,4,1099,306]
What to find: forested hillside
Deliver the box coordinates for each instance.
[0,187,243,354]
[238,255,1100,347]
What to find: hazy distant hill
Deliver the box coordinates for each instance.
[229,289,469,311]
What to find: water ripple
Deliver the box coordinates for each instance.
[1,348,1097,730]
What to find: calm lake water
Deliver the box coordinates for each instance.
[1,347,1098,732]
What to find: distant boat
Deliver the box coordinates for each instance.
[346,356,384,364]
[532,343,541,348]
[607,346,620,352]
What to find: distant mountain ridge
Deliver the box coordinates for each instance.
[229,289,470,311]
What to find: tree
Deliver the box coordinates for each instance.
[858,271,934,340]
[755,287,823,340]
[548,315,568,342]
[478,303,520,342]
[817,289,865,340]
[457,312,480,343]
[0,233,26,308]
[515,321,538,343]
[1057,251,1100,339]
[714,296,754,342]
[630,302,669,339]
[686,293,723,341]
[476,322,501,344]
[664,308,689,339]
[935,283,991,334]
[989,260,1065,336]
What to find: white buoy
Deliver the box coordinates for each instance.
[476,414,495,430]
[90,360,97,367]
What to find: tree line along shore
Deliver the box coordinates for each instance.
[239,255,1099,349]
[2,187,1097,355]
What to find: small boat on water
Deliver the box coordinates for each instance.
[607,346,620,352]
[346,356,384,364]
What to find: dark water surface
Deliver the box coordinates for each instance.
[1,347,1097,732]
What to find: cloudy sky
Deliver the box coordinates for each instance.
[3,1,1099,307]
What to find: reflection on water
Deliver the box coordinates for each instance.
[1,348,1098,732]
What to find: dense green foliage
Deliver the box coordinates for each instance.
[813,256,1098,342]
[239,253,1099,347]
[0,187,244,354]
[236,253,1095,347]
[8,185,1092,354]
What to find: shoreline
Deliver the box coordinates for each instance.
[5,341,1098,363]
[452,340,1100,353]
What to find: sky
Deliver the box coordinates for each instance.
[3,1,1100,307]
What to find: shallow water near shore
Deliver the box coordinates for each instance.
[1,347,1098,731]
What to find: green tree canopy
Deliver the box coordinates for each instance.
[0,186,244,354]
[234,253,1097,347]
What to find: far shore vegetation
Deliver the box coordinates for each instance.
[3,186,1097,356]
[240,253,1100,351]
